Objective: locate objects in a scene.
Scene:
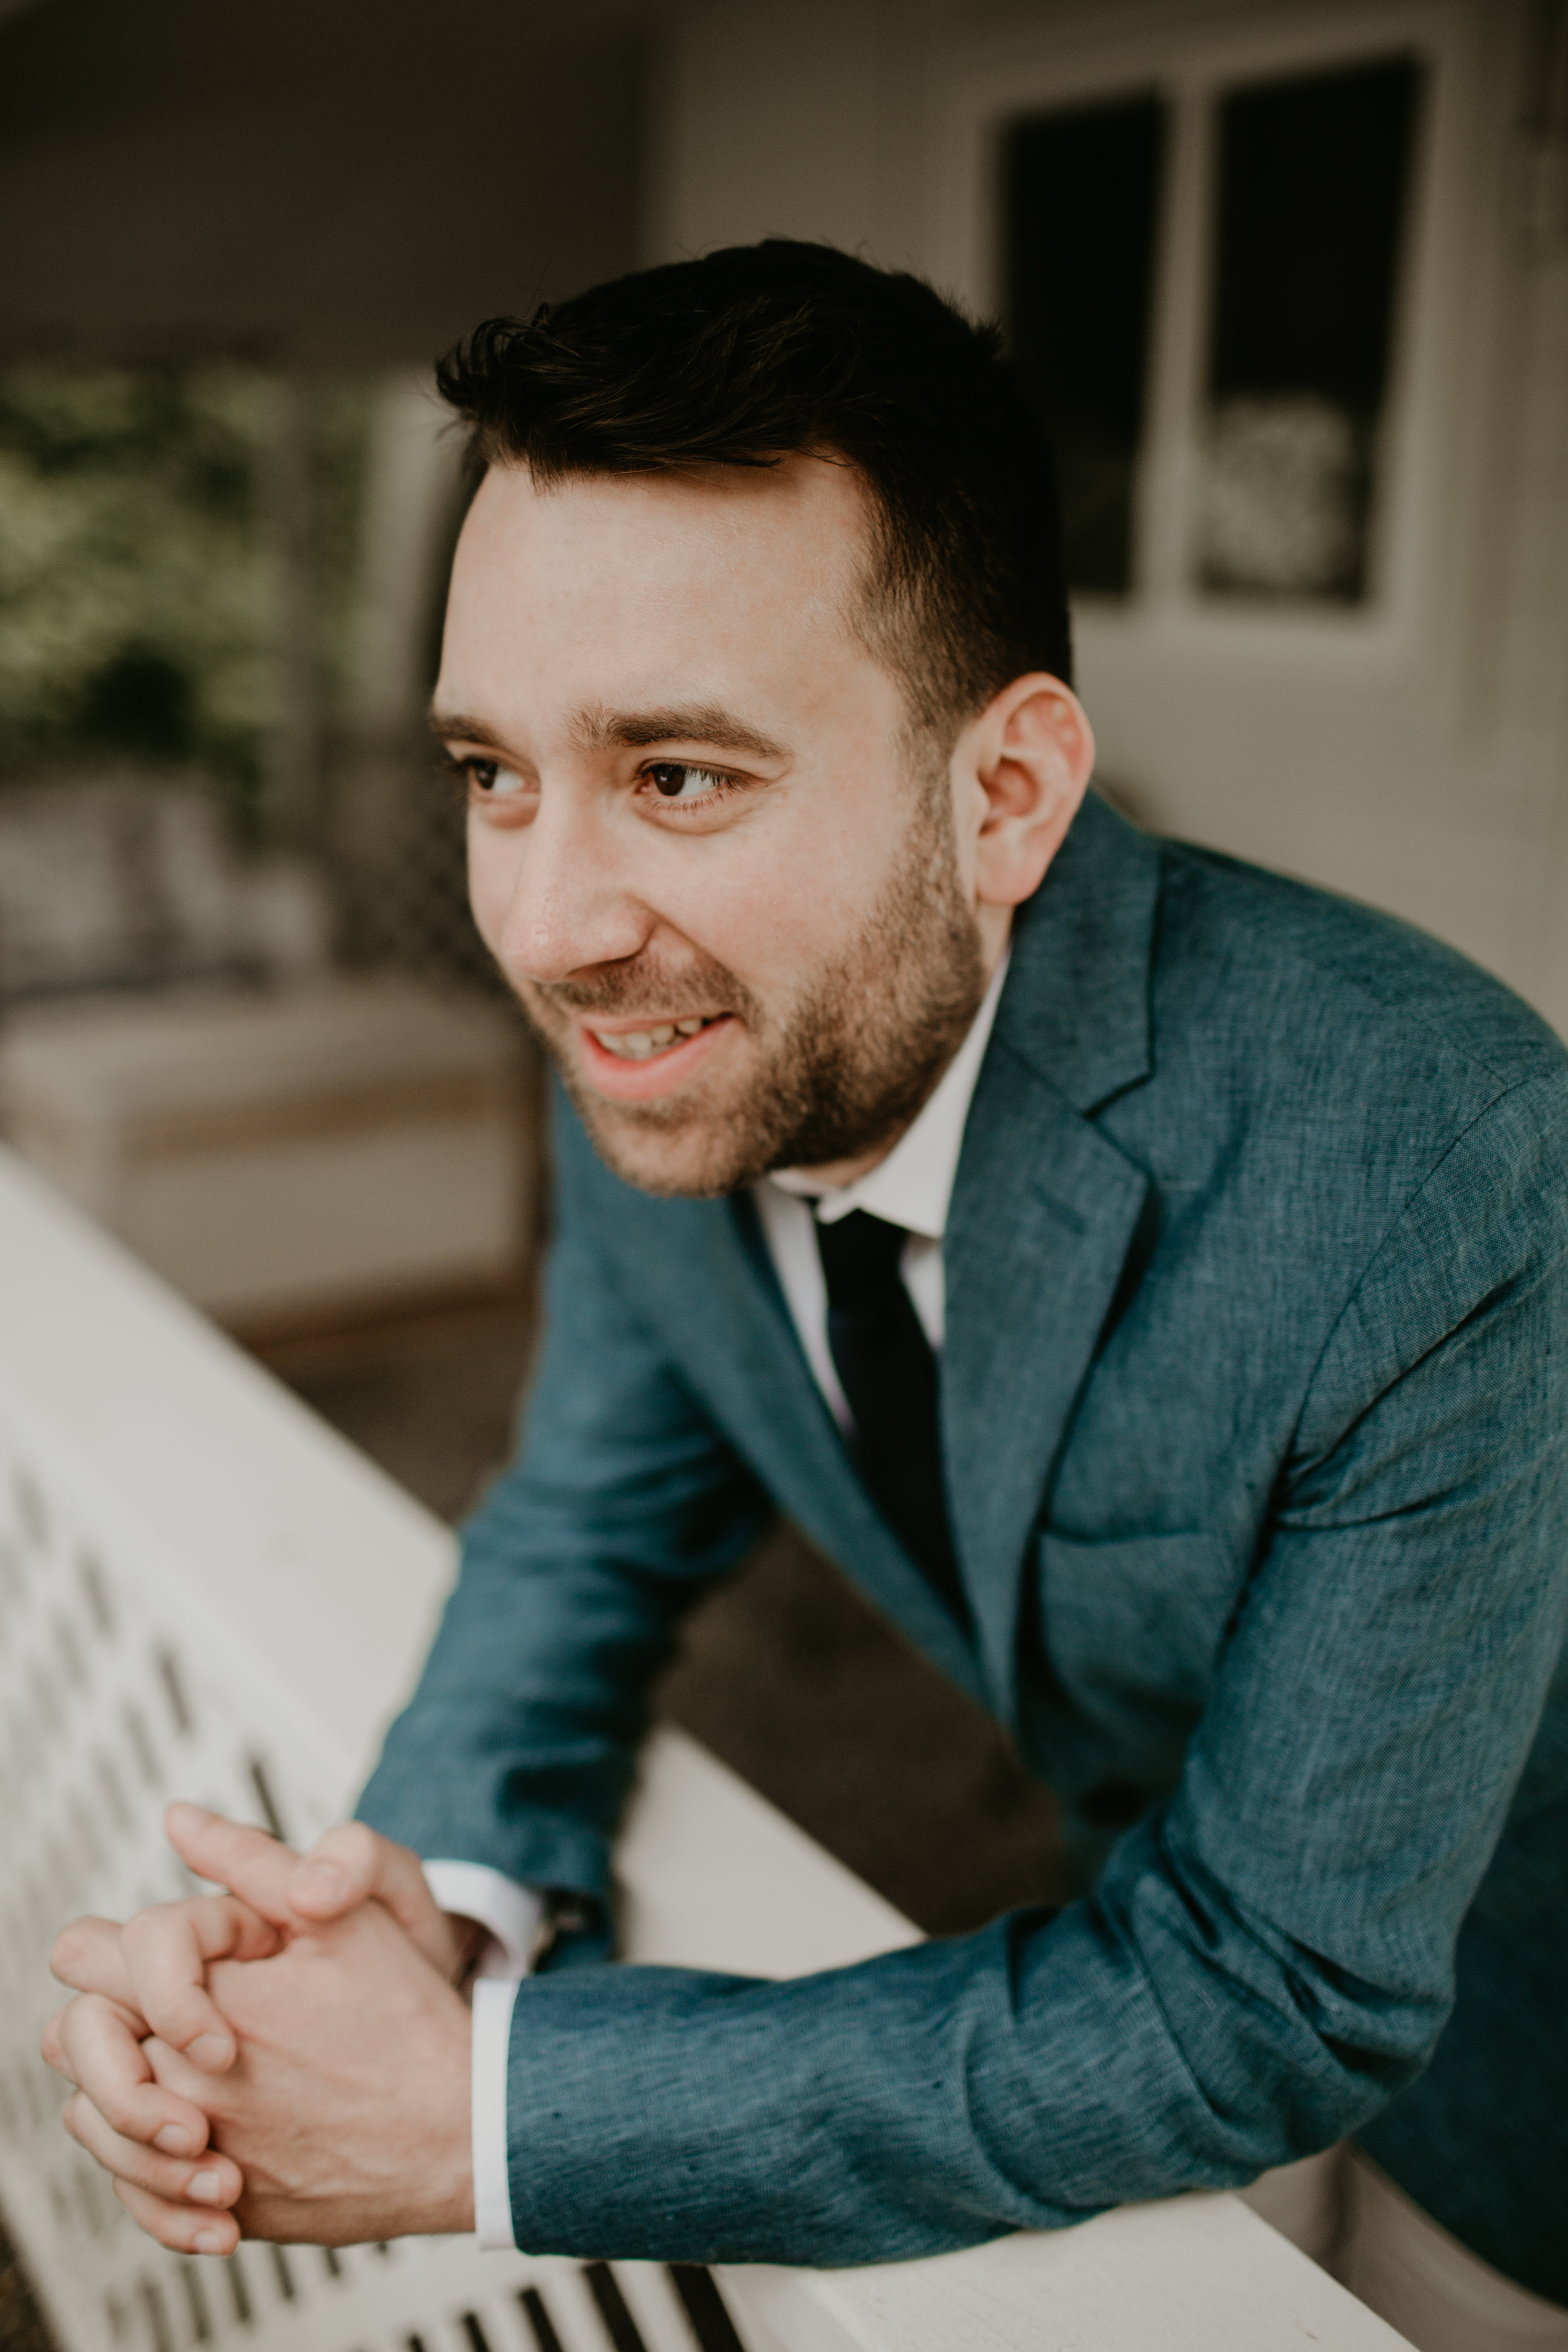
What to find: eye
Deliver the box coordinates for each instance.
[457,756,529,800]
[644,761,730,803]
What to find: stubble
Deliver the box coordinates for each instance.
[516,767,988,1198]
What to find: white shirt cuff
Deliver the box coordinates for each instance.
[420,1863,539,2253]
[470,1977,521,2250]
[421,1860,544,1979]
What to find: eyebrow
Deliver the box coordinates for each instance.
[428,710,508,750]
[570,704,789,761]
[428,702,788,763]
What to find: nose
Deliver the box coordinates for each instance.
[481,791,652,987]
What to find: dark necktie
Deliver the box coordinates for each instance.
[813,1208,968,1626]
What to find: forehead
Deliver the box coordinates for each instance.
[440,455,878,723]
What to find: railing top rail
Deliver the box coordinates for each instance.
[0,1144,448,1782]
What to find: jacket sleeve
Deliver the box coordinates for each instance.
[490,1071,1568,2265]
[355,1143,772,1904]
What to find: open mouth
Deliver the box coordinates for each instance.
[588,1014,726,1062]
[575,1010,738,1100]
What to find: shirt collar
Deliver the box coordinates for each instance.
[768,945,1011,1240]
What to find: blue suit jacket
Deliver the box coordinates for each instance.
[360,793,1568,2297]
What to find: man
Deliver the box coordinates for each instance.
[43,242,1568,2339]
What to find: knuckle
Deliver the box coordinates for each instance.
[197,1895,246,1955]
[66,1993,107,2042]
[50,1922,83,1975]
[124,1902,183,1952]
[320,1821,375,1872]
[120,1924,162,1973]
[80,1991,132,2042]
[157,2004,208,2053]
[98,2085,144,2137]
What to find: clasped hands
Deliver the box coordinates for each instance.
[41,1804,478,2253]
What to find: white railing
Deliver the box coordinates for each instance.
[0,1145,1411,2352]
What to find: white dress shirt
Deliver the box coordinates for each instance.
[755,946,1009,1417]
[448,949,1011,2247]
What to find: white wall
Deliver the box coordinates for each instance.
[642,0,1568,1034]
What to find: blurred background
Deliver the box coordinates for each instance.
[1,0,1565,2332]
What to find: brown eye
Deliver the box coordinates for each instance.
[465,758,528,800]
[648,763,725,802]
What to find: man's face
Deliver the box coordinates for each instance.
[435,454,987,1197]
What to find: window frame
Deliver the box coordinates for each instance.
[933,0,1502,674]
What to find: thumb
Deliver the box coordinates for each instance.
[164,1804,304,1924]
[285,1823,459,1976]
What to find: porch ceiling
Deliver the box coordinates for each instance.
[0,0,652,368]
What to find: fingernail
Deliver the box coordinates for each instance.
[188,2171,223,2205]
[188,2033,231,2070]
[292,1862,348,1907]
[193,2229,228,2255]
[154,2126,193,2155]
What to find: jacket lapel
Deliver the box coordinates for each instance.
[616,793,1162,1724]
[942,793,1161,1720]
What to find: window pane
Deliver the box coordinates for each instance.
[1198,55,1422,603]
[1004,96,1166,597]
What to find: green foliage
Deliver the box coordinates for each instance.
[0,364,369,835]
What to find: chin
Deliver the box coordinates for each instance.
[572,1094,760,1199]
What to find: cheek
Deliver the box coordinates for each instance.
[465,820,516,945]
[661,805,896,992]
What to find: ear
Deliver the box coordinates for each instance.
[962,672,1095,914]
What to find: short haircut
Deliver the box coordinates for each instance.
[435,239,1072,743]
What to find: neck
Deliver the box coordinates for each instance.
[787,1137,901,1193]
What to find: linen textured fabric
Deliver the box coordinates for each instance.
[358,792,1568,2298]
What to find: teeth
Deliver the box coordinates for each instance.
[593,1016,714,1061]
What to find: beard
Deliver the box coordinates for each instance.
[512,774,988,1199]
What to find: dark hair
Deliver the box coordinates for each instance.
[435,240,1071,741]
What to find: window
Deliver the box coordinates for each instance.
[1200,57,1421,601]
[1000,49,1424,612]
[1002,97,1166,595]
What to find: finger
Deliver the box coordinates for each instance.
[65,2091,243,2210]
[140,2033,224,2104]
[114,2177,240,2259]
[162,1804,303,1924]
[41,1995,144,2075]
[51,1917,139,2006]
[122,1897,282,2072]
[287,1823,457,1971]
[48,1997,211,2158]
